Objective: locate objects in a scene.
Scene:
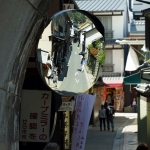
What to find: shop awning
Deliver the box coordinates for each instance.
[102,77,123,88]
[94,77,109,87]
[124,72,141,85]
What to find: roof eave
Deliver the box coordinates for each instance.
[136,0,150,5]
[90,11,123,16]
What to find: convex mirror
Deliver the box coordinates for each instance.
[36,9,105,96]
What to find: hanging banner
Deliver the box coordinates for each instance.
[20,90,52,142]
[125,47,139,71]
[71,94,96,150]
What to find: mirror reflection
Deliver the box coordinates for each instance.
[36,10,105,96]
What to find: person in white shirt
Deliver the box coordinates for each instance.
[132,98,137,113]
[81,56,86,72]
[99,104,106,131]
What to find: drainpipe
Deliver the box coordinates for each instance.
[128,0,133,12]
[60,0,63,10]
[82,31,86,52]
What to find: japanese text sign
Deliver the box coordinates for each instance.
[71,94,96,150]
[20,90,52,142]
[63,3,74,9]
[64,111,70,149]
[58,102,73,111]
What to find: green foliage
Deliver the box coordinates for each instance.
[67,12,87,24]
[88,38,105,66]
[87,62,92,69]
[96,48,105,66]
[146,59,150,64]
[93,39,100,49]
[87,44,93,50]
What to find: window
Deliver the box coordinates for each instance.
[103,50,113,72]
[97,16,112,31]
[104,50,112,64]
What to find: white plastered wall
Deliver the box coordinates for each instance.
[112,49,124,73]
[112,16,124,39]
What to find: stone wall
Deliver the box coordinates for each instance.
[0,0,55,149]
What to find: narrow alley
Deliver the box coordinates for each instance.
[85,113,138,150]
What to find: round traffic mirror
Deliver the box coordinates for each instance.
[36,9,105,96]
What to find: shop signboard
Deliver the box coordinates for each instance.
[63,3,74,9]
[64,111,70,149]
[20,90,52,142]
[71,94,96,150]
[58,102,73,111]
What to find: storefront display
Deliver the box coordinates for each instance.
[98,86,124,111]
[99,86,106,104]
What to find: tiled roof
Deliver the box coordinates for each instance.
[133,1,150,12]
[131,20,145,25]
[74,0,125,12]
[136,0,150,4]
[78,22,91,30]
[130,20,145,34]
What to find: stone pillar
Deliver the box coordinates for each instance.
[137,93,141,142]
[139,96,150,146]
[147,97,150,146]
[0,0,54,150]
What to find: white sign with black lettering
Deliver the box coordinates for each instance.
[59,102,73,111]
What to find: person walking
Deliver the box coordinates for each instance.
[81,56,86,72]
[99,104,106,131]
[106,103,115,132]
[132,98,137,113]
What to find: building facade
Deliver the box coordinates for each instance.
[75,0,128,114]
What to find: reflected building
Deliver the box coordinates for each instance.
[36,10,105,96]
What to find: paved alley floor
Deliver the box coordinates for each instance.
[85,113,138,150]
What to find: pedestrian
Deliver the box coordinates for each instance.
[104,100,108,109]
[132,98,137,113]
[46,62,52,78]
[107,93,112,104]
[136,143,150,150]
[81,56,86,72]
[99,104,106,131]
[53,70,58,87]
[106,103,115,132]
[115,96,120,112]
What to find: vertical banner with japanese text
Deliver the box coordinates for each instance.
[20,90,51,142]
[71,94,96,150]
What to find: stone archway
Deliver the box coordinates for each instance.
[0,0,54,150]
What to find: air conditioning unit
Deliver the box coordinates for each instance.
[134,83,150,97]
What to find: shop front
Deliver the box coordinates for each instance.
[102,77,124,112]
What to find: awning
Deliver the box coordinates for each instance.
[94,77,109,87]
[124,72,141,85]
[102,77,123,88]
[62,96,72,101]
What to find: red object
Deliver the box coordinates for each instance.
[106,83,123,88]
[102,77,123,88]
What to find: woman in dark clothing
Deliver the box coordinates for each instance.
[99,104,106,131]
[104,100,108,109]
